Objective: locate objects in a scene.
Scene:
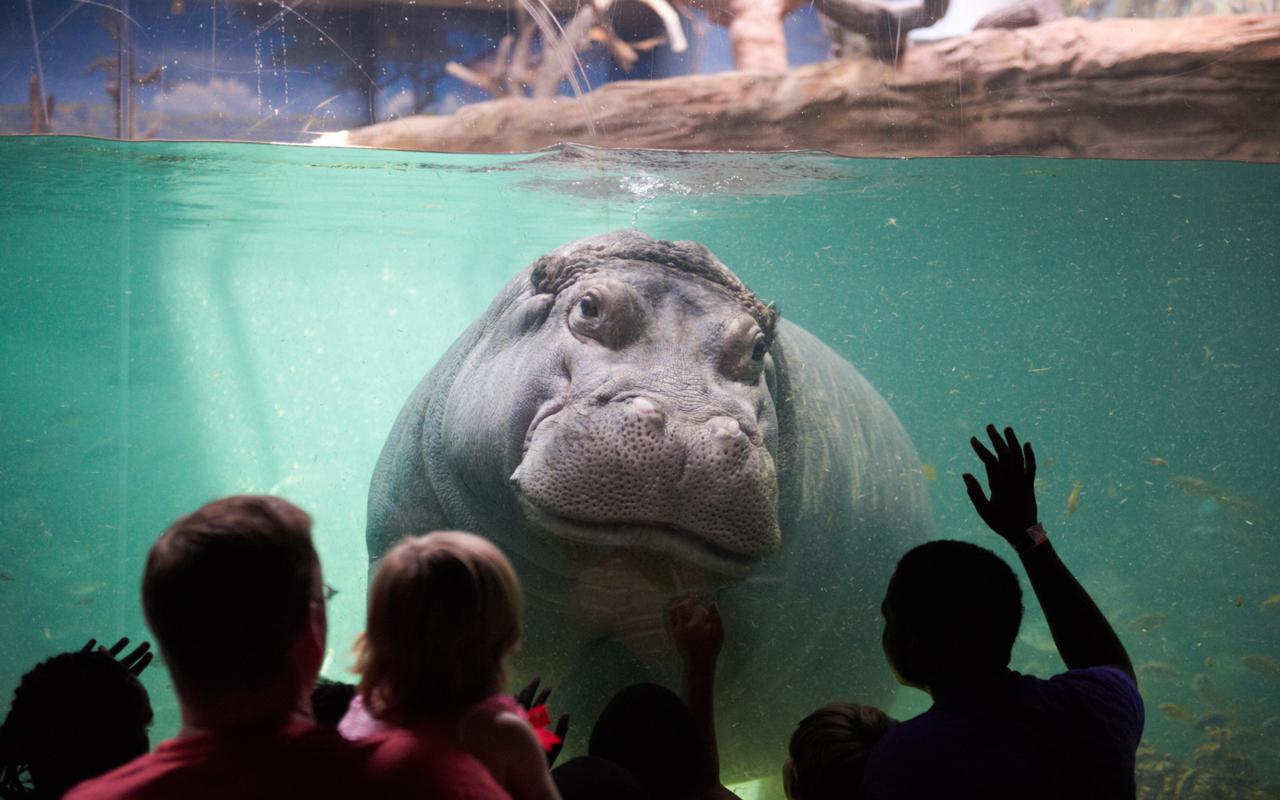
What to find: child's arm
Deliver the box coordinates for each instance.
[462,708,562,800]
[963,424,1136,684]
[667,596,725,790]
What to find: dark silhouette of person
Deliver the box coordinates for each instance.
[783,703,895,800]
[587,682,702,799]
[0,639,153,800]
[65,495,510,800]
[311,678,357,727]
[551,756,650,800]
[575,597,735,800]
[859,425,1143,800]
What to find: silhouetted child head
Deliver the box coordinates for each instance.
[355,531,523,722]
[552,755,651,800]
[783,703,895,800]
[0,649,152,799]
[311,678,357,726]
[588,682,702,799]
[880,540,1023,691]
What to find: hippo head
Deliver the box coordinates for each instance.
[441,232,784,578]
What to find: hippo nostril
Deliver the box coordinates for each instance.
[630,396,666,428]
[709,416,742,440]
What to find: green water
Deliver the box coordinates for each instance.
[2,136,1278,789]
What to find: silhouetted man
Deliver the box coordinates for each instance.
[860,426,1143,800]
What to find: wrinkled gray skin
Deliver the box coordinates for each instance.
[368,231,931,777]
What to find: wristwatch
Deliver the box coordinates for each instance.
[1019,523,1049,553]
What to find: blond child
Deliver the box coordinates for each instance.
[339,531,562,800]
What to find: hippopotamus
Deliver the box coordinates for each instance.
[368,230,931,777]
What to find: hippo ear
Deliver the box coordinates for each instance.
[530,256,557,295]
[763,352,779,398]
[530,254,578,296]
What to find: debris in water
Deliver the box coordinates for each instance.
[0,572,13,582]
[1158,702,1193,721]
[1194,711,1232,732]
[1129,612,1168,632]
[1193,673,1229,708]
[1146,457,1169,467]
[1259,594,1280,613]
[1137,661,1182,682]
[1170,475,1262,524]
[1239,655,1280,676]
[1067,480,1082,517]
[920,463,937,481]
[69,581,108,604]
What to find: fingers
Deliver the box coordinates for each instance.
[130,650,154,676]
[516,677,541,709]
[1024,442,1036,482]
[82,639,97,653]
[533,686,552,708]
[547,713,571,767]
[1004,427,1024,472]
[970,436,997,468]
[963,473,995,528]
[986,424,1008,460]
[122,641,153,674]
[106,637,129,658]
[970,437,1000,488]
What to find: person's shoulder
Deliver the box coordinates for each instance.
[1040,666,1142,710]
[462,699,543,758]
[860,710,940,778]
[64,751,169,800]
[1027,666,1145,745]
[365,725,513,800]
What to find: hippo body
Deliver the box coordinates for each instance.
[368,231,931,775]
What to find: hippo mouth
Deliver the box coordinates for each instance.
[516,495,759,579]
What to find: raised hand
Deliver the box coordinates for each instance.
[667,596,724,672]
[963,424,1040,551]
[82,637,154,676]
[514,676,569,766]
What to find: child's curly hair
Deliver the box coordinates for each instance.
[0,649,152,799]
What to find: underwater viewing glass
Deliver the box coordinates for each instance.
[1,0,1278,796]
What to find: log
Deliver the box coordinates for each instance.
[332,14,1280,161]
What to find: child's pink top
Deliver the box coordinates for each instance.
[337,693,393,740]
[337,693,524,742]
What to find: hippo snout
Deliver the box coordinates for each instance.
[511,395,781,567]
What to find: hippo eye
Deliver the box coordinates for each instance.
[751,334,768,362]
[569,283,646,349]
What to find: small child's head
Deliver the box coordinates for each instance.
[783,703,895,800]
[589,682,702,800]
[0,649,153,799]
[356,531,523,721]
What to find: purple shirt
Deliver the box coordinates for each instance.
[860,666,1144,800]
